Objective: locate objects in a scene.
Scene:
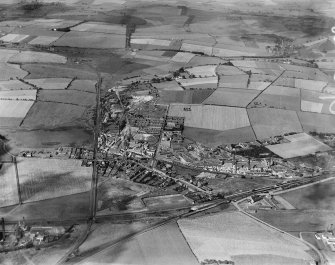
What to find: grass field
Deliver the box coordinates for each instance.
[247,108,303,139]
[179,77,218,88]
[168,104,250,131]
[81,222,199,265]
[17,158,92,203]
[53,31,126,49]
[0,163,19,206]
[266,133,331,158]
[280,178,335,210]
[295,79,327,92]
[37,90,96,106]
[301,90,335,115]
[216,65,245,76]
[178,211,313,264]
[203,88,258,107]
[181,43,213,55]
[8,51,67,64]
[247,81,271,90]
[21,101,88,129]
[142,194,191,209]
[183,126,256,147]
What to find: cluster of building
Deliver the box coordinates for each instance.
[0,218,66,251]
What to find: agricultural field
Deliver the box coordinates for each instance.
[247,108,303,139]
[301,90,335,115]
[71,22,126,34]
[0,63,28,80]
[247,81,271,90]
[0,90,36,100]
[216,65,245,76]
[53,31,126,49]
[17,158,92,203]
[25,78,72,90]
[0,163,19,207]
[178,211,314,265]
[21,64,98,80]
[186,65,217,77]
[152,80,184,91]
[131,38,171,47]
[183,126,256,147]
[0,80,34,91]
[142,194,191,209]
[37,90,96,107]
[181,43,213,55]
[68,79,97,93]
[168,104,250,131]
[80,222,199,265]
[295,79,327,92]
[0,100,34,118]
[298,111,335,133]
[218,74,249,89]
[0,128,93,153]
[179,76,218,89]
[21,101,88,129]
[170,52,196,63]
[0,33,29,43]
[249,85,301,111]
[158,90,213,104]
[8,51,67,64]
[266,133,332,158]
[203,88,258,107]
[28,36,60,46]
[280,178,335,211]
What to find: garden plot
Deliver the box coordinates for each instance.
[0,80,33,91]
[8,51,67,64]
[0,33,29,43]
[266,133,331,158]
[170,52,195,63]
[179,76,218,89]
[168,104,250,131]
[0,90,36,100]
[247,108,303,139]
[28,36,60,46]
[53,31,126,49]
[203,88,258,107]
[178,212,313,265]
[186,65,217,77]
[17,158,92,203]
[71,22,126,34]
[25,78,72,90]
